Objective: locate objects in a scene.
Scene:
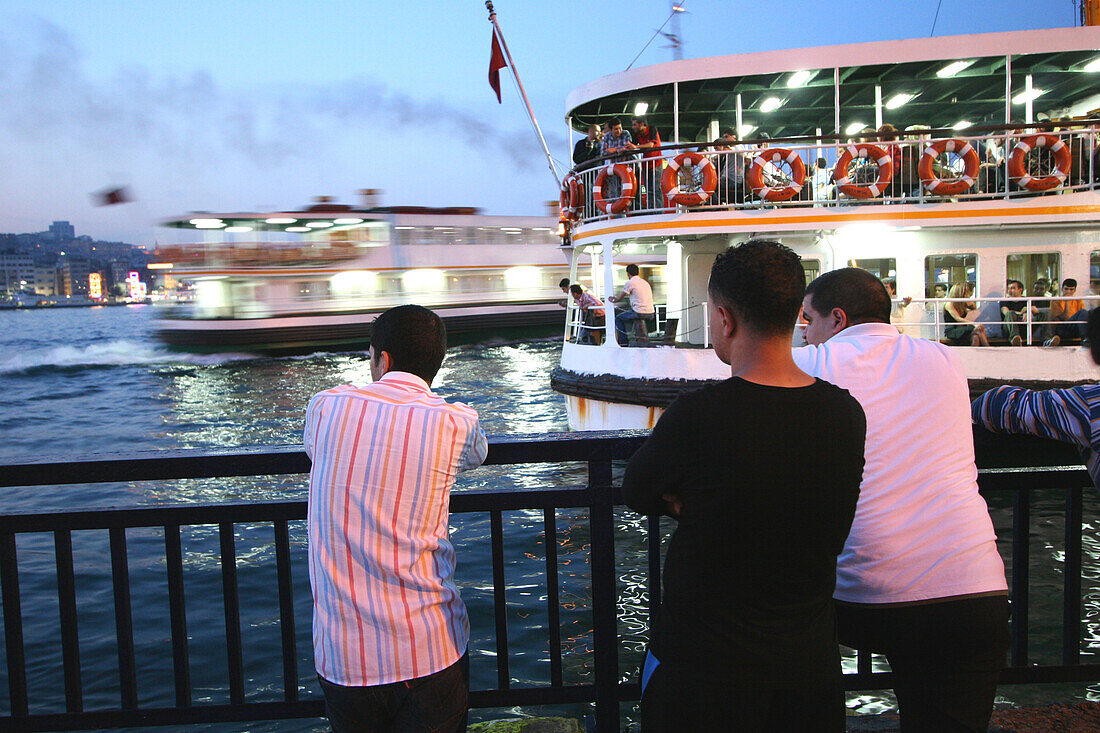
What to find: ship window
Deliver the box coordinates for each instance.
[924,254,976,297]
[1089,251,1100,295]
[1006,253,1059,296]
[297,281,331,300]
[847,258,895,280]
[801,259,821,286]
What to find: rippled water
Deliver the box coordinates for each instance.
[1,305,1099,729]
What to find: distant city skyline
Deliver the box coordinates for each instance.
[0,0,1084,246]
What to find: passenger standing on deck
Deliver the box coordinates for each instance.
[573,124,603,170]
[303,305,488,733]
[623,241,866,732]
[795,268,1010,733]
[629,117,662,208]
[609,264,655,346]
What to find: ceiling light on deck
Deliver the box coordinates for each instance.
[937,60,974,78]
[1012,88,1046,105]
[634,102,649,116]
[786,70,812,88]
[333,218,364,225]
[885,93,914,109]
[737,124,756,137]
[305,221,333,228]
[285,226,311,232]
[1084,57,1100,72]
[265,217,297,224]
[952,120,973,130]
[224,226,254,233]
[844,121,867,136]
[760,96,784,113]
[189,218,224,228]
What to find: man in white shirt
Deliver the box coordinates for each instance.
[793,267,1009,732]
[304,304,488,733]
[609,263,656,346]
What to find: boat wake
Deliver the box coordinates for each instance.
[0,340,255,376]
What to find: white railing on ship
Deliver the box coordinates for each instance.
[566,125,1100,222]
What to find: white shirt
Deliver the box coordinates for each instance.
[792,323,1007,604]
[623,275,655,315]
[304,372,488,685]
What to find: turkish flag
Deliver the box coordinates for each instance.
[488,30,507,103]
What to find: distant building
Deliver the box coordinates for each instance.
[59,256,90,297]
[0,253,35,296]
[49,221,75,241]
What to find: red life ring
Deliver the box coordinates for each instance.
[747,148,806,202]
[660,152,717,207]
[919,139,981,196]
[559,175,584,221]
[592,164,636,214]
[1008,134,1072,192]
[833,143,894,199]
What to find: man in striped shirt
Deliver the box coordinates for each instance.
[304,305,488,733]
[973,309,1100,489]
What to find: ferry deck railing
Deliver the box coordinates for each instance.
[0,431,1098,731]
[564,121,1100,224]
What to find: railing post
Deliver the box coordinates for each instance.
[1062,484,1083,665]
[588,458,619,732]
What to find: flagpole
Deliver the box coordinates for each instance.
[486,1,560,187]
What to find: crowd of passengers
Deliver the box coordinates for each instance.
[572,115,1100,207]
[885,276,1094,347]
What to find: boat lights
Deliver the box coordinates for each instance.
[952,120,973,130]
[737,124,756,137]
[1085,57,1100,72]
[633,102,649,116]
[285,226,311,232]
[332,270,376,295]
[786,70,812,88]
[402,268,445,293]
[504,266,540,290]
[305,221,333,228]
[224,226,254,233]
[1012,88,1045,105]
[265,217,297,224]
[190,218,225,229]
[844,122,867,136]
[885,93,914,110]
[333,218,364,225]
[936,60,974,78]
[760,96,784,113]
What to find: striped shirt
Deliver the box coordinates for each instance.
[972,384,1100,489]
[304,371,488,686]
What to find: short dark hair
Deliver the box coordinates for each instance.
[1063,278,1078,288]
[370,305,447,383]
[805,268,891,326]
[559,278,570,288]
[1007,279,1024,290]
[708,240,805,336]
[721,128,737,137]
[569,284,583,295]
[608,118,621,128]
[626,263,639,277]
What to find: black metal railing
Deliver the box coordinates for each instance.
[0,429,1097,732]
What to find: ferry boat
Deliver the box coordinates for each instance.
[152,192,572,354]
[551,26,1100,430]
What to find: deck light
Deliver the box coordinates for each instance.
[190,218,224,227]
[952,120,973,130]
[738,124,756,137]
[885,93,914,109]
[265,217,297,224]
[224,226,254,233]
[1012,88,1045,105]
[844,122,867,136]
[305,221,333,228]
[285,226,311,232]
[634,102,649,116]
[333,218,364,225]
[936,60,974,78]
[1084,57,1100,72]
[760,96,784,113]
[786,70,812,88]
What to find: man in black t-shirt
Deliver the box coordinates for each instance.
[623,240,866,732]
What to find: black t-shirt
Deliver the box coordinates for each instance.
[622,377,866,686]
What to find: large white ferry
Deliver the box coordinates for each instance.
[552,26,1100,430]
[153,192,571,354]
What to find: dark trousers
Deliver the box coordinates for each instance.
[319,652,469,733]
[640,655,844,732]
[837,595,1010,733]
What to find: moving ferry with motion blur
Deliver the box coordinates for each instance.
[551,25,1100,430]
[153,191,571,354]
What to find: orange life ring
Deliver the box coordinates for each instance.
[660,152,717,206]
[833,143,894,199]
[559,178,573,220]
[747,148,806,201]
[919,138,981,196]
[592,164,636,214]
[1008,134,1072,192]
